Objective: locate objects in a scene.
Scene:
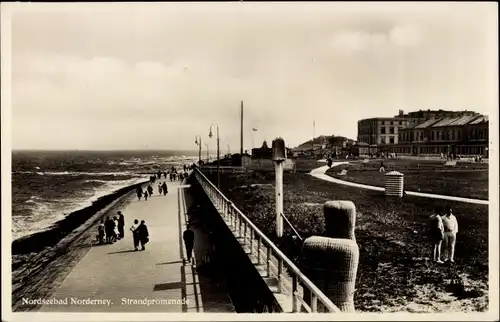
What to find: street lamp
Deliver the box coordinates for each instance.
[194,135,202,166]
[209,123,220,188]
[205,143,209,163]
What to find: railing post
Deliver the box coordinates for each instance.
[243,222,247,245]
[266,247,271,277]
[278,258,283,293]
[257,237,261,264]
[292,274,299,313]
[249,229,254,254]
[311,294,318,313]
[231,206,235,228]
[238,216,242,236]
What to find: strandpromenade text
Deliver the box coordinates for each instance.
[22,297,192,306]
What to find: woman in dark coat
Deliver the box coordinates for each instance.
[117,211,125,239]
[104,216,115,244]
[161,182,168,196]
[136,220,149,251]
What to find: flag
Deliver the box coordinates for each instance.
[252,128,258,131]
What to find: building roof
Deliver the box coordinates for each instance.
[412,118,440,129]
[430,117,461,128]
[447,114,481,126]
[468,115,489,125]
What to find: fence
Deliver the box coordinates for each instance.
[201,166,247,174]
[193,168,340,313]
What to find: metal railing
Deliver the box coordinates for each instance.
[280,212,303,241]
[193,168,340,313]
[201,166,247,174]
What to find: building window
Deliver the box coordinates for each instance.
[390,121,394,125]
[381,127,386,134]
[451,131,455,140]
[389,127,395,134]
[390,137,394,144]
[431,131,434,141]
[441,131,445,140]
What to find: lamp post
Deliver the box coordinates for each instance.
[205,143,209,163]
[209,123,220,188]
[194,135,202,166]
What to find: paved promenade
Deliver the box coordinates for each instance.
[310,164,489,205]
[39,179,234,313]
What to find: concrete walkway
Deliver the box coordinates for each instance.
[39,179,234,312]
[310,163,489,205]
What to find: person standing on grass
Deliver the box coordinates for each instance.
[442,206,458,263]
[130,219,140,251]
[429,207,444,263]
[183,225,195,263]
[379,161,385,172]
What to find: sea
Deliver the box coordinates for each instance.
[11,150,199,241]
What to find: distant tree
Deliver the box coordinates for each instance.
[262,140,269,149]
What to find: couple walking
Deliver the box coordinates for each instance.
[130,219,150,251]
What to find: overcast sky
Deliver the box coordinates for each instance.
[3,2,498,151]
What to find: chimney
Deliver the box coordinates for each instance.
[398,110,404,117]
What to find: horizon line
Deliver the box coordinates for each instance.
[11,148,201,152]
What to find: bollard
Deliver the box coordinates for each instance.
[300,236,359,312]
[323,201,356,241]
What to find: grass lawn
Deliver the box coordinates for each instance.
[202,170,489,313]
[325,159,489,200]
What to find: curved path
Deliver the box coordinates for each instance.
[309,163,489,205]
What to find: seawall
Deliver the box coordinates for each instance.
[12,180,149,256]
[11,180,149,305]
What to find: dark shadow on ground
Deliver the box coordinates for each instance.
[180,185,235,312]
[157,260,184,266]
[107,250,137,254]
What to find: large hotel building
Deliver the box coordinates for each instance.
[356,110,489,157]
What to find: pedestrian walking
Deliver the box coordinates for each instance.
[130,219,140,251]
[429,206,444,263]
[161,182,168,195]
[144,190,149,201]
[136,186,142,200]
[158,182,162,195]
[147,184,153,196]
[117,211,125,239]
[136,220,150,251]
[442,206,458,263]
[97,219,106,245]
[183,225,195,263]
[113,216,120,240]
[105,216,115,244]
